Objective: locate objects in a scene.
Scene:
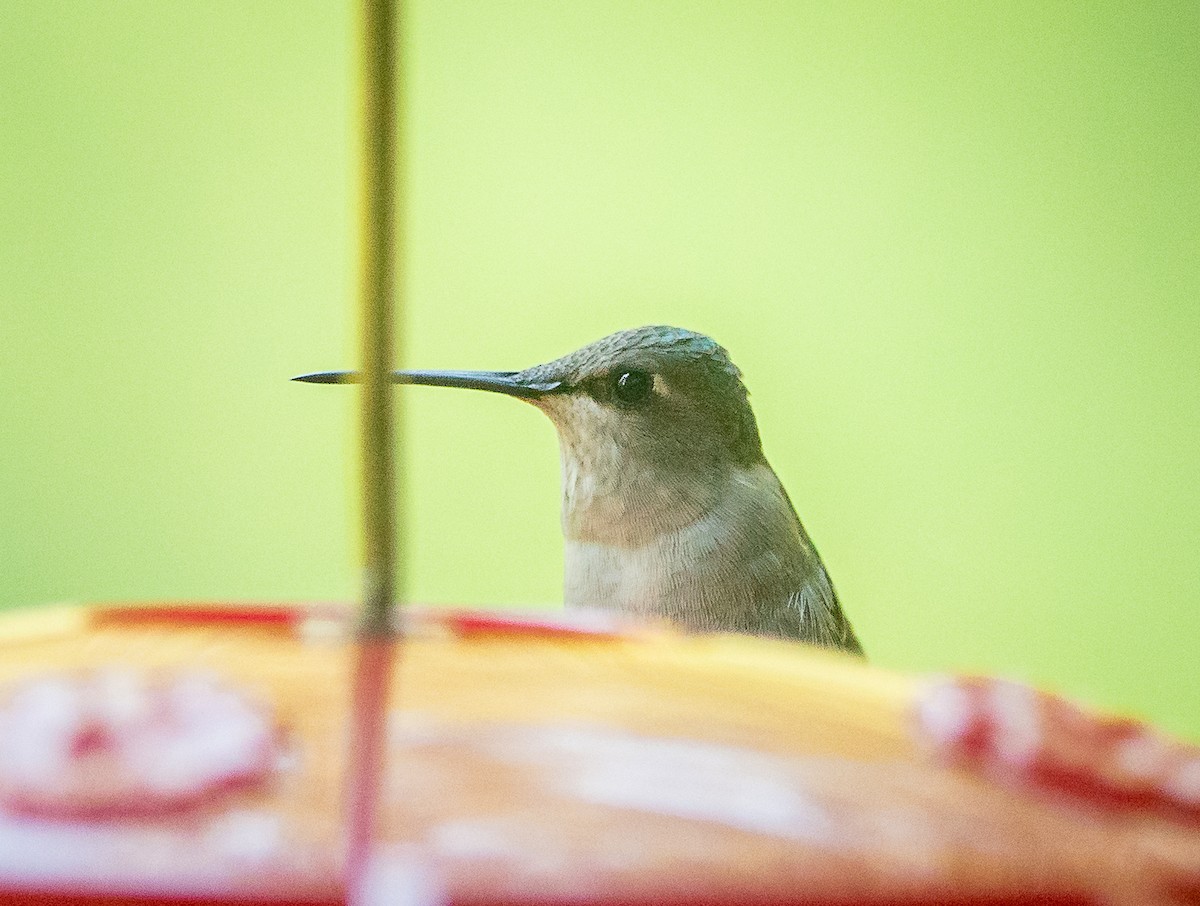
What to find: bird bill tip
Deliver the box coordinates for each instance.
[291,371,357,384]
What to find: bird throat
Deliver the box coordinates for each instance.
[556,443,726,548]
[537,393,726,548]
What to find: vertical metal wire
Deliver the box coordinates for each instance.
[358,0,401,633]
[345,0,403,885]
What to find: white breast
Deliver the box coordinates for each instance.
[562,464,806,629]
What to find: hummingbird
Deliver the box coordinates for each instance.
[295,325,863,655]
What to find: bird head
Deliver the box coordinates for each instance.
[294,326,766,541]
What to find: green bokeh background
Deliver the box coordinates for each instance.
[2,3,1197,736]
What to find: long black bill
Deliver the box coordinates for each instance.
[291,369,560,399]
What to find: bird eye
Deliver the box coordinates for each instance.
[612,369,653,406]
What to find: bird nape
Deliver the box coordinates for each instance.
[294,325,863,656]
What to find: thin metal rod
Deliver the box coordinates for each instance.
[357,0,401,636]
[344,0,403,888]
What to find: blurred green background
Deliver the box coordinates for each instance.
[2,3,1197,736]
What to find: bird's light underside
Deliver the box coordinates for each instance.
[292,370,561,398]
